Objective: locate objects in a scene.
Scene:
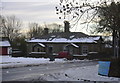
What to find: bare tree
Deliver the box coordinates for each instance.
[27,23,63,39]
[1,15,22,42]
[27,23,43,39]
[55,0,119,32]
[55,0,120,58]
[0,15,3,37]
[47,23,63,33]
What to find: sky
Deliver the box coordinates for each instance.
[1,0,62,32]
[1,0,118,35]
[0,0,93,34]
[2,2,59,23]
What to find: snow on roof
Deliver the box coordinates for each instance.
[71,43,79,48]
[51,35,56,37]
[71,38,95,43]
[27,37,100,43]
[93,37,100,40]
[0,41,11,47]
[28,39,47,42]
[38,43,45,47]
[70,35,75,38]
[105,44,112,48]
[52,38,67,42]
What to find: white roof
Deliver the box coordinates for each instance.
[38,43,45,47]
[28,37,100,43]
[0,41,11,47]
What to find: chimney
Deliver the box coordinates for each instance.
[64,21,70,32]
[44,28,49,35]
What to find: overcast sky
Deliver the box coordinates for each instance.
[2,0,61,24]
[1,0,92,34]
[2,0,113,34]
[1,0,120,35]
[1,0,63,33]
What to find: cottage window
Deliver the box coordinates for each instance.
[82,46,88,54]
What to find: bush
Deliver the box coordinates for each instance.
[87,52,112,60]
[99,58,120,78]
[108,58,120,77]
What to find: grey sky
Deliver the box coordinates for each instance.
[1,1,88,33]
[0,0,100,34]
[2,0,111,34]
[1,1,85,34]
[1,0,120,34]
[2,1,61,23]
[1,0,66,33]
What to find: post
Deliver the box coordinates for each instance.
[118,32,120,58]
[113,30,117,58]
[116,37,119,58]
[116,31,119,58]
[48,46,55,61]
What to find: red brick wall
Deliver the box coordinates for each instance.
[0,47,8,55]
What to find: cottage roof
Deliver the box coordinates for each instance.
[0,41,11,47]
[28,37,100,43]
[28,32,100,43]
[37,32,89,39]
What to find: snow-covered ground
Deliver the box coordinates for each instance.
[1,56,120,81]
[0,56,84,69]
[32,65,120,81]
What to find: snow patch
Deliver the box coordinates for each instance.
[1,56,66,68]
[1,56,120,81]
[0,56,86,69]
[37,65,120,81]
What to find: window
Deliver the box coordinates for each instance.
[82,46,88,54]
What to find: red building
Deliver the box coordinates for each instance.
[0,38,12,55]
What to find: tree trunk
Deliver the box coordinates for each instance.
[113,30,115,57]
[113,30,117,58]
[118,32,120,58]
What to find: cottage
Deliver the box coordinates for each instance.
[0,37,12,55]
[27,21,105,58]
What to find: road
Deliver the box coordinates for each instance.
[2,61,98,81]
